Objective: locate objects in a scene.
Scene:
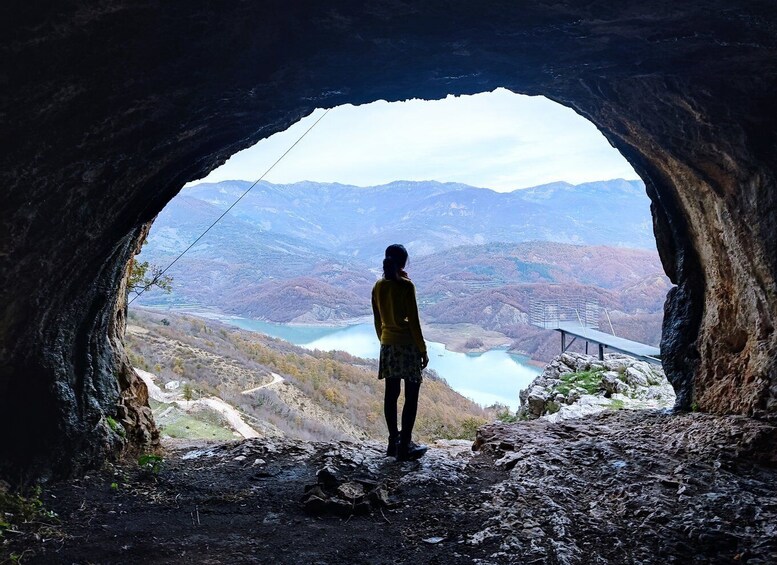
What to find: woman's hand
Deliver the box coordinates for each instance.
[421,352,429,369]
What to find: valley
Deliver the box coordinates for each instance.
[125,308,496,443]
[134,178,669,363]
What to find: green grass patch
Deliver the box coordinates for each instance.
[105,416,125,437]
[148,398,165,410]
[160,415,236,440]
[157,411,236,440]
[608,399,626,410]
[553,370,603,396]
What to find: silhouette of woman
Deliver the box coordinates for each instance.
[371,244,429,461]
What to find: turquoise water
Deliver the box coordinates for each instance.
[206,316,540,410]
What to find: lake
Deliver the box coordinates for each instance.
[202,315,541,410]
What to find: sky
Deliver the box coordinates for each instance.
[189,88,638,192]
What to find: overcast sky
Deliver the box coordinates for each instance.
[190,88,638,192]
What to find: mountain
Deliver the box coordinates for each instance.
[134,178,669,358]
[229,277,371,323]
[411,241,668,301]
[162,178,654,263]
[135,191,374,310]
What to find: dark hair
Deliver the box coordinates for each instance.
[383,244,408,281]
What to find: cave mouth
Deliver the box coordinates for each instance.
[3,2,776,484]
[182,89,640,191]
[128,90,667,436]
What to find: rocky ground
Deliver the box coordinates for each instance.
[3,411,776,564]
[518,352,675,421]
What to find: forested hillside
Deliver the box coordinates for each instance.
[132,178,669,362]
[126,308,493,442]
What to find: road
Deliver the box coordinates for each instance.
[135,368,261,439]
[241,372,284,395]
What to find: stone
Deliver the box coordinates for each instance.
[645,367,666,387]
[299,449,418,517]
[474,411,777,563]
[336,481,365,501]
[604,358,630,374]
[601,372,629,396]
[525,386,549,419]
[316,466,341,488]
[566,389,582,404]
[559,354,580,371]
[625,367,649,388]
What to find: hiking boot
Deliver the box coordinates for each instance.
[386,435,398,457]
[396,440,427,462]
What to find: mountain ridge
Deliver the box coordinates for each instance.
[135,178,668,360]
[169,178,655,261]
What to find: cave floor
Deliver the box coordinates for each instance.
[6,411,777,564]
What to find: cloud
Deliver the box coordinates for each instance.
[189,89,638,192]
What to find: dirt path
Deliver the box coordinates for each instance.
[136,368,260,439]
[241,372,284,394]
[6,411,776,564]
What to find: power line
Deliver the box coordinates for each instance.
[129,108,331,305]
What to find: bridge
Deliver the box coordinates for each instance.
[553,322,661,365]
[530,298,662,365]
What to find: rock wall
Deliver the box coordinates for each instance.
[2,1,776,480]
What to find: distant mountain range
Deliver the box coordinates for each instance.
[162,178,655,261]
[135,179,669,340]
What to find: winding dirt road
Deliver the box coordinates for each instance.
[241,372,284,395]
[135,368,261,439]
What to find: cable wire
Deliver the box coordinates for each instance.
[129,108,330,305]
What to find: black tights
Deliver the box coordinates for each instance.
[384,378,421,442]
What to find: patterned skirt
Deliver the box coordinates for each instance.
[378,343,423,383]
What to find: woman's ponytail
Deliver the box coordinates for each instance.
[383,256,398,280]
[382,244,408,281]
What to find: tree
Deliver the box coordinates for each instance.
[128,259,173,298]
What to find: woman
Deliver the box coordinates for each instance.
[371,244,429,461]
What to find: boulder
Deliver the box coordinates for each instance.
[625,367,649,388]
[601,372,629,396]
[526,386,550,418]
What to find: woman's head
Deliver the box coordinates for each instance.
[383,244,408,280]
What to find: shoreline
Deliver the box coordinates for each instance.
[132,305,544,366]
[139,305,372,329]
[131,306,541,410]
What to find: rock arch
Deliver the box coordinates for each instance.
[2,1,776,481]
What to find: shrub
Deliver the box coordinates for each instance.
[457,416,487,440]
[138,454,164,476]
[494,404,519,423]
[0,486,58,539]
[171,357,185,376]
[322,387,345,406]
